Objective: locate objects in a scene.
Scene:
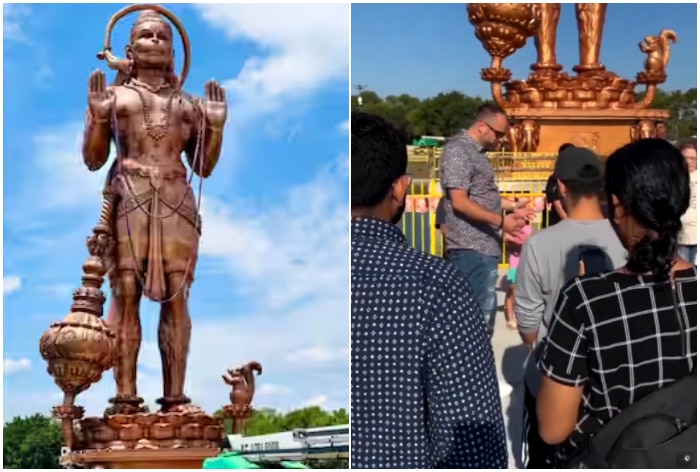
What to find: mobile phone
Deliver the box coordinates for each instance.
[579,247,610,275]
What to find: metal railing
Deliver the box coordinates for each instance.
[401,169,555,267]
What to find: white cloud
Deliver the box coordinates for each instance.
[4,357,31,374]
[286,346,349,364]
[4,5,55,85]
[174,153,349,413]
[194,4,348,130]
[258,384,292,396]
[199,155,349,311]
[304,395,328,408]
[38,283,75,299]
[185,4,349,172]
[33,122,111,212]
[3,4,31,43]
[4,122,110,227]
[337,120,349,133]
[4,276,22,295]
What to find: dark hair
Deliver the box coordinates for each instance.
[605,138,690,276]
[475,103,507,122]
[558,142,575,154]
[565,164,603,201]
[351,112,407,208]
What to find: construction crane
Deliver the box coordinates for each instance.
[226,424,349,463]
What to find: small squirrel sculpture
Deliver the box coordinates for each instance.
[223,361,263,407]
[639,30,678,77]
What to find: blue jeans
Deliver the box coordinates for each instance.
[678,245,697,265]
[447,250,500,336]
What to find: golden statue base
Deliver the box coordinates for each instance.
[63,411,222,468]
[467,4,679,154]
[505,108,670,156]
[77,411,222,449]
[502,70,637,111]
[65,448,218,469]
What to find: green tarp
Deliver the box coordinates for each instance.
[412,138,442,147]
[203,452,261,469]
[202,452,309,469]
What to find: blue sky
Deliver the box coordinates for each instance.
[3,4,349,420]
[352,3,697,98]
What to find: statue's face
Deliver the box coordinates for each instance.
[130,19,173,68]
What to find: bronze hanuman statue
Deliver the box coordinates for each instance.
[531,3,608,74]
[573,3,607,73]
[531,3,562,73]
[83,10,227,413]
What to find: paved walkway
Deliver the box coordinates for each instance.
[491,271,529,469]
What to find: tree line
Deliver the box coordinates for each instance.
[4,407,349,469]
[351,88,698,144]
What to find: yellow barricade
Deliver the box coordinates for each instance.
[401,178,554,267]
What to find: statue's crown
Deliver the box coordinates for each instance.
[132,10,169,28]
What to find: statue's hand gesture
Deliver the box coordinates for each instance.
[204,80,227,130]
[87,69,115,120]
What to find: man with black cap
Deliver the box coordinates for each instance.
[543,143,574,228]
[514,146,627,468]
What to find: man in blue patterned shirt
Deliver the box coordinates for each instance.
[350,112,508,469]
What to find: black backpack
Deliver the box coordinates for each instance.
[564,370,696,469]
[566,249,697,468]
[578,246,612,276]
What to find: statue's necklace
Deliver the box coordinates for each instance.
[125,82,177,142]
[130,78,171,94]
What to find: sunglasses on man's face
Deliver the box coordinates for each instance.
[482,121,506,140]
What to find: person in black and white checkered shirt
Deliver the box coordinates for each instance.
[535,138,698,466]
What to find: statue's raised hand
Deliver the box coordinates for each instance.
[204,80,227,129]
[87,69,115,120]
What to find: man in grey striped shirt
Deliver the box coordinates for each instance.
[440,103,532,335]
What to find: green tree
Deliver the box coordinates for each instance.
[3,414,63,469]
[354,88,697,144]
[645,88,698,140]
[352,90,486,140]
[409,91,485,137]
[313,459,349,469]
[213,406,349,468]
[214,406,348,436]
[352,91,419,143]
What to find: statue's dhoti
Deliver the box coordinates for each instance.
[113,167,200,301]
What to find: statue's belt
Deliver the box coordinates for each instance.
[117,166,188,180]
[114,174,201,234]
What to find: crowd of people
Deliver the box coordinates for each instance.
[350,105,697,469]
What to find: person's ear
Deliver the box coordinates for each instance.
[556,179,567,197]
[610,194,625,223]
[392,174,411,203]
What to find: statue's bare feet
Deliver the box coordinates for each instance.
[167,403,205,415]
[105,394,145,416]
[157,394,193,413]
